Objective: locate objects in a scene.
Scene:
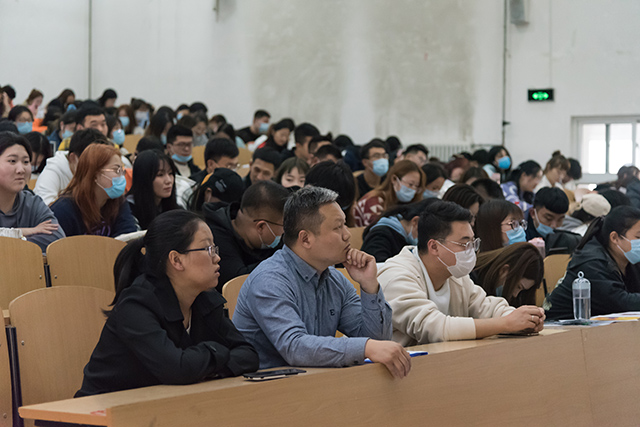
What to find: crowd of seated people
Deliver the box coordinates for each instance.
[3,83,640,396]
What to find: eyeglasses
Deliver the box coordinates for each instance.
[102,166,125,176]
[183,244,219,258]
[440,237,481,252]
[502,219,527,231]
[253,219,283,227]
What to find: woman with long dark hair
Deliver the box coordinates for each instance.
[75,210,259,396]
[127,150,181,230]
[500,160,543,212]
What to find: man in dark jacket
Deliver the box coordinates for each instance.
[525,187,580,255]
[203,180,290,291]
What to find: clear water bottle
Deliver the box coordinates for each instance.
[572,271,591,320]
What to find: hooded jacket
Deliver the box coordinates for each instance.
[545,237,640,320]
[33,151,73,205]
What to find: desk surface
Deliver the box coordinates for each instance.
[19,323,640,427]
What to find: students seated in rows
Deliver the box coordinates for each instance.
[237,109,270,145]
[233,186,411,378]
[76,210,258,396]
[361,199,437,262]
[442,184,484,226]
[58,105,109,150]
[525,187,580,255]
[534,151,570,193]
[378,201,544,345]
[191,168,244,213]
[127,150,181,230]
[358,139,388,199]
[355,160,425,227]
[35,129,110,205]
[51,144,138,237]
[472,243,543,307]
[204,180,289,291]
[274,157,308,189]
[500,160,542,212]
[244,147,281,189]
[421,163,447,199]
[305,161,357,226]
[558,193,611,236]
[281,122,320,163]
[165,125,201,180]
[545,206,640,319]
[0,132,65,250]
[190,138,239,185]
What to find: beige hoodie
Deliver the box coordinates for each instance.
[378,246,515,346]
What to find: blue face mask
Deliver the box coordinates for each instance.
[61,129,74,140]
[112,129,125,145]
[534,210,554,238]
[372,158,389,177]
[258,122,269,134]
[505,226,527,245]
[260,223,281,249]
[17,121,32,135]
[498,156,511,170]
[177,113,184,120]
[66,104,77,112]
[423,189,439,199]
[406,224,418,246]
[161,134,167,145]
[119,116,130,128]
[395,180,416,203]
[98,175,126,199]
[172,153,192,163]
[618,236,640,264]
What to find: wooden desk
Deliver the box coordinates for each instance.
[19,323,640,426]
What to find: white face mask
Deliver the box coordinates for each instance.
[436,241,476,278]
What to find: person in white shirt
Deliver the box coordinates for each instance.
[378,200,545,346]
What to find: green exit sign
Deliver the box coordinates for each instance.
[528,88,554,102]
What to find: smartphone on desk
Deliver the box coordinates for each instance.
[243,368,306,381]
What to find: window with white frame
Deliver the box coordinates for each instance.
[574,116,640,175]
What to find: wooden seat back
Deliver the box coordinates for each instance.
[0,237,46,309]
[221,275,250,320]
[47,236,126,292]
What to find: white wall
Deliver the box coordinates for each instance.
[2,0,639,170]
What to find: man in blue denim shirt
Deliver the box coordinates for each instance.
[233,186,411,378]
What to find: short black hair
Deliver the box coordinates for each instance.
[68,128,110,156]
[136,136,164,154]
[294,123,320,144]
[404,144,429,157]
[533,187,569,214]
[241,180,289,217]
[599,189,631,209]
[76,106,105,126]
[470,178,505,200]
[283,186,337,246]
[2,85,16,100]
[189,102,208,114]
[417,200,473,253]
[254,109,270,120]
[305,161,355,210]
[361,139,386,159]
[442,184,484,210]
[308,133,333,155]
[252,147,282,169]
[314,144,342,162]
[8,106,33,122]
[422,163,447,184]
[60,110,78,125]
[166,125,192,146]
[567,158,582,181]
[204,138,239,163]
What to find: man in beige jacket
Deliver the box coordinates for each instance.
[378,200,545,346]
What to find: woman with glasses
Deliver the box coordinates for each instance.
[127,150,181,230]
[76,210,259,396]
[51,143,138,237]
[472,242,544,307]
[354,160,425,227]
[475,200,531,252]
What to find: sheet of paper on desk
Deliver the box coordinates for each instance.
[590,311,640,322]
[365,351,428,363]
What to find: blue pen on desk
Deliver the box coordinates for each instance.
[365,351,428,363]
